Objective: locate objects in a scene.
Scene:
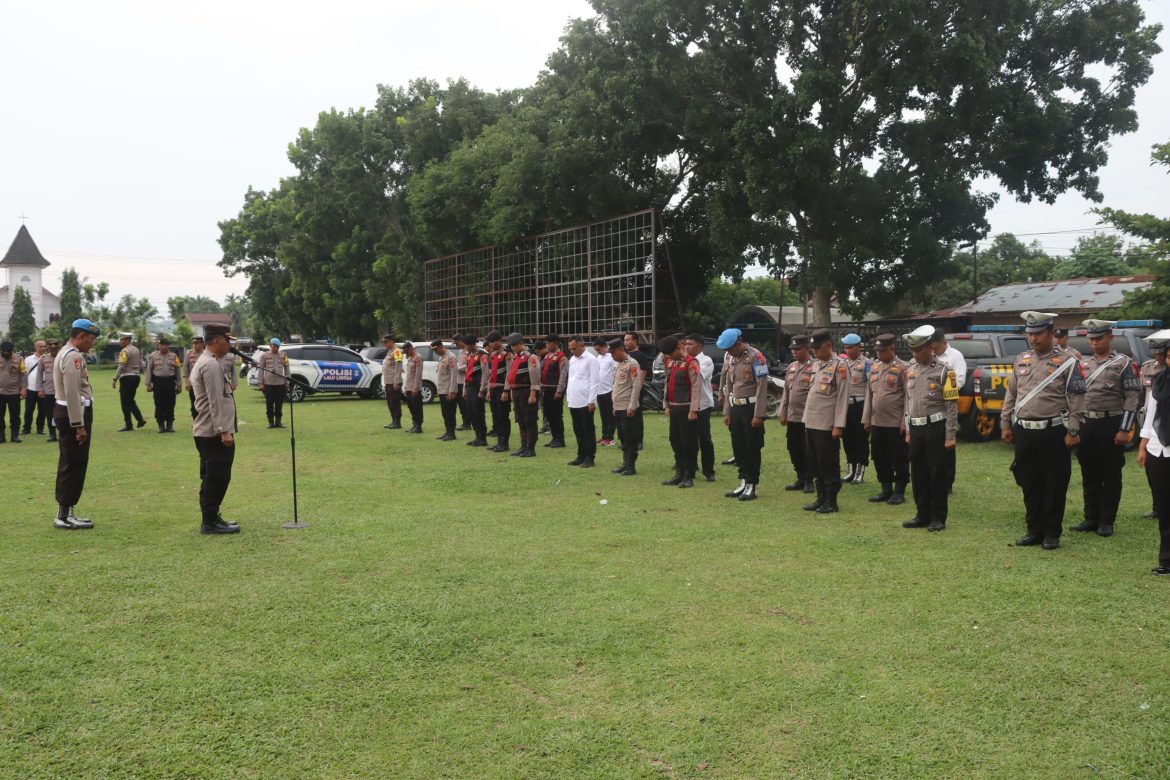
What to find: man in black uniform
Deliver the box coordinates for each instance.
[503,333,541,457]
[463,333,489,447]
[52,319,100,530]
[540,334,569,448]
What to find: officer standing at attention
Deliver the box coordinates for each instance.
[34,338,61,442]
[1137,329,1170,575]
[532,339,549,436]
[1001,311,1086,550]
[113,332,147,431]
[540,334,569,449]
[863,334,909,505]
[718,328,769,501]
[0,340,27,443]
[184,335,205,419]
[1068,319,1142,537]
[21,340,46,437]
[145,336,183,433]
[52,320,101,529]
[191,324,241,535]
[801,329,851,514]
[565,334,599,468]
[1140,337,1167,520]
[660,335,701,487]
[256,338,290,428]
[931,328,967,494]
[778,334,816,493]
[1055,328,1083,359]
[594,337,618,447]
[463,333,490,447]
[841,333,871,484]
[608,339,644,475]
[381,334,404,429]
[503,333,541,457]
[687,334,718,481]
[402,341,424,434]
[901,326,959,531]
[431,339,460,441]
[483,331,513,452]
[454,334,471,431]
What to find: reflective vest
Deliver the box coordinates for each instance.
[541,350,564,386]
[666,354,696,404]
[507,351,533,388]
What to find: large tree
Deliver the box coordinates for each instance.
[58,268,83,336]
[6,286,37,350]
[167,295,222,322]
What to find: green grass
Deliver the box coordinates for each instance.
[2,368,1169,779]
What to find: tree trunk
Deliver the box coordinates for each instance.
[811,286,832,327]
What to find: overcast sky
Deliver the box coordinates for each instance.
[2,0,1167,314]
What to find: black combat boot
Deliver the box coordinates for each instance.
[677,471,695,488]
[662,469,682,486]
[158,422,167,433]
[784,477,804,491]
[738,483,758,501]
[47,428,57,442]
[802,479,816,494]
[166,421,174,432]
[10,429,21,443]
[869,483,893,503]
[843,463,856,483]
[803,483,825,511]
[888,482,907,505]
[816,485,840,514]
[852,464,867,484]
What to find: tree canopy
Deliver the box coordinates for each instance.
[6,286,37,350]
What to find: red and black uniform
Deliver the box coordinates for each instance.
[540,349,567,445]
[506,350,541,454]
[486,349,512,450]
[463,349,489,442]
[665,354,702,481]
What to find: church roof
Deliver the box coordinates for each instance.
[0,225,51,269]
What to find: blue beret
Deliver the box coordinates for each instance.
[270,338,282,346]
[72,318,101,336]
[842,333,862,346]
[716,328,742,350]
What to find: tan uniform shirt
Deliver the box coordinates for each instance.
[456,348,469,387]
[0,353,27,394]
[1074,351,1140,413]
[191,351,237,436]
[721,346,769,418]
[863,357,909,429]
[257,350,289,385]
[778,358,815,423]
[383,347,404,387]
[219,353,238,389]
[610,356,644,412]
[54,344,93,427]
[436,350,459,395]
[114,344,143,379]
[846,356,871,400]
[404,353,423,393]
[903,358,958,440]
[1142,359,1166,397]
[145,350,182,388]
[801,356,851,431]
[184,348,204,387]
[1001,348,1086,429]
[36,353,58,395]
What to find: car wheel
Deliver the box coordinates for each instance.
[765,390,782,418]
[288,382,307,403]
[372,378,385,399]
[421,382,436,404]
[962,405,998,442]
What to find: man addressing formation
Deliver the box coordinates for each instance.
[190,324,241,536]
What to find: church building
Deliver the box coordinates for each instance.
[0,225,61,329]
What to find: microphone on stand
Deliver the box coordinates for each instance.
[228,346,257,367]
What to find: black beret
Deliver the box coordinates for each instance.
[506,333,525,347]
[810,329,832,346]
[790,334,811,348]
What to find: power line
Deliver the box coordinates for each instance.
[1006,227,1121,237]
[43,249,221,265]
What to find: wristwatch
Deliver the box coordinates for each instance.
[1068,428,1080,437]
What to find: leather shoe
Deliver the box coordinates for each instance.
[677,477,694,488]
[1015,535,1042,546]
[802,481,816,494]
[703,472,717,483]
[903,518,929,528]
[117,425,133,432]
[1096,524,1114,537]
[201,520,240,535]
[721,457,736,465]
[517,448,535,458]
[887,493,905,505]
[567,458,584,466]
[927,521,945,532]
[784,480,804,491]
[547,439,566,448]
[467,439,487,447]
[1152,565,1170,576]
[611,466,628,474]
[1041,537,1060,550]
[578,458,595,469]
[1070,521,1097,532]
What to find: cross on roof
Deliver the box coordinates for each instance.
[18,213,28,224]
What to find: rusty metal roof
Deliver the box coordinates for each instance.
[950,276,1155,315]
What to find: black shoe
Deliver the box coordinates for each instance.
[802,480,816,494]
[678,476,695,488]
[927,521,946,532]
[738,483,757,501]
[621,466,637,476]
[47,431,57,442]
[1015,535,1042,547]
[1143,510,1159,520]
[268,423,277,429]
[843,463,856,483]
[887,493,905,505]
[903,517,929,528]
[275,422,285,428]
[166,422,175,432]
[457,424,472,431]
[1152,565,1170,576]
[158,424,167,433]
[517,448,536,458]
[612,466,629,474]
[1070,521,1097,532]
[22,426,31,435]
[784,480,804,491]
[869,485,893,503]
[725,479,747,498]
[538,426,550,434]
[1041,537,1060,550]
[10,433,21,443]
[579,458,595,469]
[568,458,584,466]
[721,456,737,466]
[118,425,133,432]
[510,447,525,456]
[1097,524,1114,537]
[816,500,839,514]
[387,422,402,430]
[803,498,824,512]
[467,439,487,447]
[662,473,682,486]
[489,443,507,452]
[703,472,717,483]
[547,439,566,449]
[201,520,240,535]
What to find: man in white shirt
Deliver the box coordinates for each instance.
[932,328,967,493]
[594,337,617,446]
[687,334,717,481]
[1137,329,1170,575]
[565,335,599,468]
[22,340,46,436]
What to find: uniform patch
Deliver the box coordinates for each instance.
[74,357,82,369]
[630,366,638,377]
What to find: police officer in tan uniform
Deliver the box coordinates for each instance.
[34,338,61,442]
[433,339,460,441]
[841,333,871,484]
[402,341,424,433]
[1055,328,1083,360]
[801,329,851,514]
[191,324,241,535]
[1140,339,1167,519]
[257,338,290,429]
[718,328,769,501]
[52,319,100,530]
[778,334,816,493]
[1068,319,1142,537]
[0,340,27,443]
[609,338,644,475]
[184,335,205,419]
[900,326,959,531]
[463,334,490,447]
[454,334,471,431]
[112,332,147,431]
[1001,311,1087,550]
[381,334,405,429]
[145,336,183,433]
[863,333,909,505]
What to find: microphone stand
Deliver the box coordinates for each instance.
[241,353,312,530]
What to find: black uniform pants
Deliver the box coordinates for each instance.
[785,421,810,482]
[870,425,909,488]
[456,382,468,425]
[118,375,145,426]
[597,391,616,440]
[697,407,716,476]
[54,405,92,506]
[465,382,487,440]
[570,405,597,461]
[668,405,699,476]
[512,389,538,448]
[909,421,949,524]
[541,389,565,441]
[489,386,510,439]
[806,427,841,493]
[152,376,178,424]
[385,384,403,424]
[39,394,56,431]
[843,400,869,465]
[1011,424,1072,539]
[188,386,197,419]
[0,394,20,434]
[616,409,643,469]
[439,393,458,435]
[195,435,235,523]
[1146,453,1170,565]
[728,404,765,483]
[262,383,287,423]
[23,391,47,433]
[405,390,424,428]
[1076,415,1127,527]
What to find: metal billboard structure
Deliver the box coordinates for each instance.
[424,209,678,341]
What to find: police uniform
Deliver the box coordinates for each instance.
[455,340,471,429]
[901,327,959,531]
[1068,320,1142,536]
[34,341,61,442]
[463,345,489,445]
[841,334,872,484]
[863,334,909,504]
[145,343,183,432]
[184,339,205,419]
[435,343,461,440]
[1001,311,1087,549]
[718,328,768,501]
[113,335,147,430]
[256,343,290,428]
[801,330,851,513]
[1055,329,1083,360]
[485,338,513,451]
[504,335,541,456]
[382,338,405,428]
[609,341,644,475]
[0,343,27,443]
[191,325,240,534]
[662,340,702,487]
[778,335,816,492]
[1141,350,1167,519]
[539,336,569,447]
[403,344,425,433]
[52,320,100,529]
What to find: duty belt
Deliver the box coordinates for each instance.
[908,411,946,426]
[730,396,757,406]
[1083,410,1122,420]
[848,396,865,404]
[56,398,92,407]
[1015,416,1065,430]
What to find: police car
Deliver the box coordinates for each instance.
[248,343,385,402]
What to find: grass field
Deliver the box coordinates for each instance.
[3,368,1169,779]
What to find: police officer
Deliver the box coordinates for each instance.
[718,328,768,501]
[778,334,816,493]
[1055,328,1083,359]
[454,334,471,431]
[257,338,290,428]
[1001,311,1086,550]
[901,326,959,531]
[931,327,966,494]
[503,333,541,456]
[801,329,850,514]
[841,333,871,484]
[191,324,241,535]
[112,332,147,431]
[145,337,182,433]
[381,334,404,429]
[402,341,424,433]
[863,334,909,505]
[34,338,61,442]
[1069,319,1142,537]
[1140,337,1167,520]
[609,339,644,475]
[52,319,100,530]
[540,334,569,448]
[463,333,490,447]
[659,335,701,488]
[688,334,718,480]
[184,335,205,419]
[0,340,27,443]
[434,339,460,441]
[483,331,513,452]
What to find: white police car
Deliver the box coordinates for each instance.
[249,343,385,402]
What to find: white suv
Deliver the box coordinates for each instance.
[248,343,385,402]
[358,342,454,404]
